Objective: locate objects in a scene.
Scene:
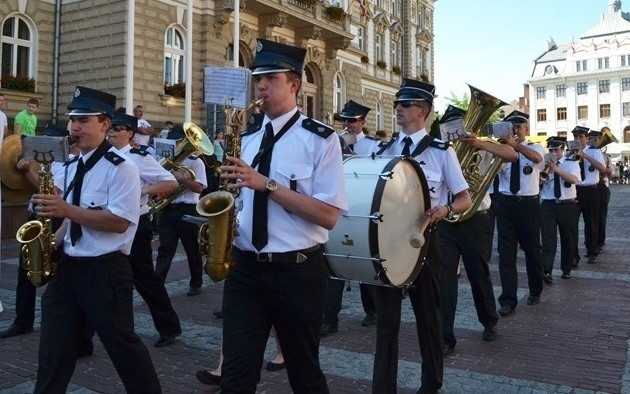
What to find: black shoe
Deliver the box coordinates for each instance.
[543,273,553,284]
[587,256,597,265]
[527,295,540,305]
[154,332,179,347]
[187,286,201,296]
[0,323,34,339]
[265,361,286,371]
[213,309,223,319]
[561,272,572,279]
[482,327,498,342]
[498,304,514,317]
[196,369,221,385]
[320,323,338,337]
[361,313,377,327]
[442,343,455,357]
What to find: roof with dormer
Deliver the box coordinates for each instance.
[581,8,630,38]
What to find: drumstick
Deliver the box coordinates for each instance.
[409,214,431,249]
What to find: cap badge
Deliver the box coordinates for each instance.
[74,87,81,98]
[257,41,263,53]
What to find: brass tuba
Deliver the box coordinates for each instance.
[15,158,57,287]
[148,122,213,212]
[446,84,507,223]
[599,126,618,149]
[197,98,264,282]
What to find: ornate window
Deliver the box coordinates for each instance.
[1,15,35,78]
[375,100,383,131]
[333,73,345,115]
[164,26,185,85]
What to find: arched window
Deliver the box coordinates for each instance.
[375,100,383,131]
[333,73,345,114]
[1,15,34,77]
[164,26,185,85]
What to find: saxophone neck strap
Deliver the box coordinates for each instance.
[250,111,301,169]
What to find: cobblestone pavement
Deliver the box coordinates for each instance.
[1,185,630,393]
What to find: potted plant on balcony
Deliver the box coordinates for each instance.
[376,60,387,70]
[324,5,346,21]
[360,55,369,64]
[296,0,317,5]
[392,65,401,75]
[163,82,185,98]
[1,74,36,92]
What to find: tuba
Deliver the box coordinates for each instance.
[446,84,507,223]
[15,158,57,287]
[148,122,213,212]
[599,126,618,149]
[197,98,264,282]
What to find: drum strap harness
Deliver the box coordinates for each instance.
[376,135,433,157]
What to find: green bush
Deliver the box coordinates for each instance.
[1,74,36,92]
[164,82,185,98]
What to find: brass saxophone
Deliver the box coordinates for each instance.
[197,98,264,282]
[15,158,56,287]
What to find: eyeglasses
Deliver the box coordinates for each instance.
[394,101,421,109]
[112,125,130,132]
[342,118,360,123]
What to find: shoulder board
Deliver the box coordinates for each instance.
[64,156,79,167]
[429,138,448,150]
[365,135,380,141]
[565,157,578,161]
[130,148,149,156]
[242,113,265,136]
[302,118,335,138]
[188,155,199,160]
[588,146,598,149]
[104,151,126,166]
[527,142,535,145]
[375,138,396,155]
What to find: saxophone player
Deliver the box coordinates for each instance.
[154,125,207,296]
[217,39,347,393]
[30,86,161,393]
[540,137,581,283]
[438,106,518,357]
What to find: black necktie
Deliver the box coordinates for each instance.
[401,136,412,156]
[492,174,499,195]
[510,155,520,194]
[252,122,274,251]
[579,159,585,180]
[554,165,561,199]
[70,158,86,245]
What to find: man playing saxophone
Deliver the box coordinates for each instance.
[154,125,208,296]
[29,86,161,393]
[217,39,347,393]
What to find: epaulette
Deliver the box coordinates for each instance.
[302,118,335,138]
[565,157,578,161]
[365,135,380,141]
[588,146,598,149]
[429,138,448,150]
[527,142,535,145]
[64,156,79,167]
[241,112,265,136]
[130,147,149,156]
[188,155,199,160]
[104,151,125,166]
[375,138,396,155]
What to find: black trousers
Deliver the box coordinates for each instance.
[13,263,36,329]
[322,276,376,326]
[131,213,181,336]
[221,246,329,394]
[155,203,203,288]
[496,196,543,308]
[597,182,610,248]
[438,211,498,348]
[541,200,579,275]
[372,231,442,393]
[34,252,161,393]
[576,186,600,257]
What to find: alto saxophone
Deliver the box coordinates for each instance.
[16,157,57,287]
[197,98,264,282]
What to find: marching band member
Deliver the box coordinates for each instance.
[540,137,581,282]
[372,78,471,393]
[31,86,161,393]
[218,39,346,393]
[107,112,182,347]
[321,100,378,337]
[438,106,518,357]
[495,110,544,316]
[597,146,613,253]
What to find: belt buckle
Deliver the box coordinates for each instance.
[256,252,273,262]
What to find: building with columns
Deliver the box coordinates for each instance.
[528,0,630,142]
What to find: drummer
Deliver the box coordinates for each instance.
[371,78,471,393]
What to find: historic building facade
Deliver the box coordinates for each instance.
[528,0,630,142]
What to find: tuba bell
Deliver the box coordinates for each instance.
[148,122,213,212]
[446,84,507,222]
[599,126,618,149]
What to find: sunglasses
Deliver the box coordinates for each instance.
[342,118,360,123]
[394,101,422,109]
[112,124,131,132]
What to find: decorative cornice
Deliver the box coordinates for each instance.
[260,13,288,38]
[296,26,322,47]
[326,38,350,59]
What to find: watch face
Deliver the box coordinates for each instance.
[267,179,278,191]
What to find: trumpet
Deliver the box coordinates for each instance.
[539,152,557,183]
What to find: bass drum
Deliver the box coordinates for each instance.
[325,156,431,287]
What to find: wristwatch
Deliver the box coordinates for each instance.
[264,178,278,195]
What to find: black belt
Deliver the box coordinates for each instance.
[235,245,322,264]
[542,199,577,204]
[501,194,539,201]
[576,184,597,189]
[62,251,123,264]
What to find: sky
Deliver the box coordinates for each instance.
[433,0,613,113]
